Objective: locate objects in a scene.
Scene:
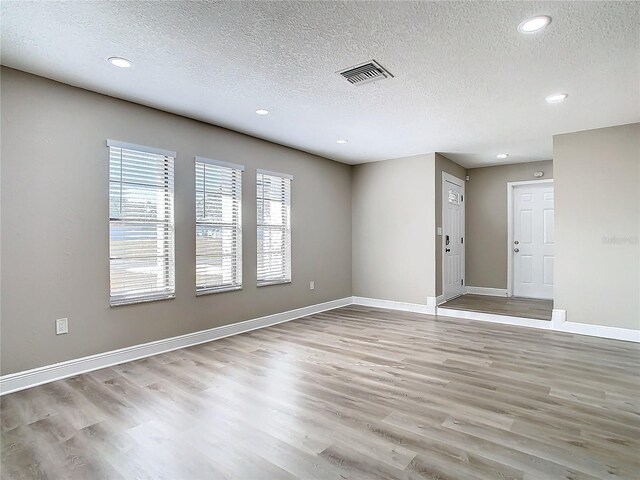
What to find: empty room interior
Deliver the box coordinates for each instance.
[1,1,639,479]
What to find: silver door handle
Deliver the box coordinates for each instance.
[514,248,520,253]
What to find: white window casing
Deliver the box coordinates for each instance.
[256,170,292,286]
[108,140,175,306]
[195,156,244,294]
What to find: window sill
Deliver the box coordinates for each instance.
[257,280,292,288]
[196,286,242,296]
[110,294,175,307]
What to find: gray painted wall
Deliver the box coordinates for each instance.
[352,154,436,303]
[464,160,554,290]
[0,68,352,374]
[2,68,637,377]
[435,153,467,297]
[554,123,639,330]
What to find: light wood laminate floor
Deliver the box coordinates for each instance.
[440,294,554,320]
[2,305,639,480]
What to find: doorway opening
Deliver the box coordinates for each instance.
[438,164,555,324]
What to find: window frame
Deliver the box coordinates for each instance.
[107,139,176,306]
[256,169,292,287]
[194,156,244,296]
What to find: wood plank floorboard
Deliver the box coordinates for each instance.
[1,305,639,479]
[440,294,554,320]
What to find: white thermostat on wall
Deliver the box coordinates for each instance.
[533,171,544,178]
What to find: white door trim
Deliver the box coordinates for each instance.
[507,179,554,297]
[442,172,466,301]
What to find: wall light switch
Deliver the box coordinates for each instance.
[310,281,315,290]
[56,318,68,335]
[437,227,442,236]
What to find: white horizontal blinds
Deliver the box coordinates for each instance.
[109,142,175,305]
[257,170,292,286]
[195,158,243,294]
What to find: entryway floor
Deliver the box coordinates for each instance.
[440,294,553,320]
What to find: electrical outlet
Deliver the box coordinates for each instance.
[309,281,315,290]
[56,318,68,335]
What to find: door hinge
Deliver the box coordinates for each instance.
[461,195,463,201]
[461,237,464,244]
[461,279,464,286]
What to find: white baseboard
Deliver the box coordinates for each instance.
[352,296,436,315]
[551,309,639,342]
[3,295,637,395]
[551,308,566,328]
[437,306,639,343]
[435,294,446,305]
[465,286,509,297]
[436,307,554,330]
[366,298,637,343]
[0,297,352,396]
[556,322,639,342]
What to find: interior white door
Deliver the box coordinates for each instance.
[512,182,554,299]
[442,174,465,300]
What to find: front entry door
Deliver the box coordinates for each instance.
[442,174,465,300]
[512,182,554,299]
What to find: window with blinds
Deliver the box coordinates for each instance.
[108,140,175,306]
[257,170,292,286]
[195,157,243,294]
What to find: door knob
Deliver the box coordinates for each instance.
[514,240,519,245]
[445,248,451,253]
[514,248,520,253]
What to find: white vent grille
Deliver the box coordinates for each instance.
[337,60,394,86]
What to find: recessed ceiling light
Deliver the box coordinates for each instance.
[108,57,131,68]
[545,93,568,104]
[336,139,348,144]
[255,109,270,115]
[496,153,509,159]
[518,15,551,33]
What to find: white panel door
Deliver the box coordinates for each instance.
[443,175,465,300]
[513,183,554,299]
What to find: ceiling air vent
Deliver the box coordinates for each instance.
[337,60,394,86]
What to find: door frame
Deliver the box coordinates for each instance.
[442,172,466,301]
[506,179,554,297]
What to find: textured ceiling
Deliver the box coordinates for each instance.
[1,1,638,166]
